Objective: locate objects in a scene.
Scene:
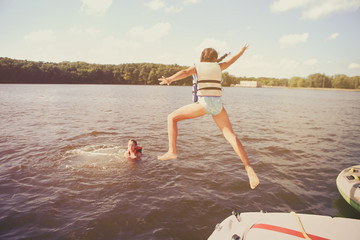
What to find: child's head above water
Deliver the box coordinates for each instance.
[125,139,142,159]
[128,139,137,149]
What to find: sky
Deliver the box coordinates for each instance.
[0,0,360,78]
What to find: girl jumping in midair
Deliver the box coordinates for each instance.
[158,43,259,189]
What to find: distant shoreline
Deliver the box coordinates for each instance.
[1,57,360,89]
[258,85,360,92]
[2,83,360,92]
[286,87,360,92]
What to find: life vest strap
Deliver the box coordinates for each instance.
[198,87,222,91]
[198,80,221,84]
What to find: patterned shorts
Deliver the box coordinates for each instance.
[198,96,223,116]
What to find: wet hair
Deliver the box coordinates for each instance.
[130,139,137,146]
[200,48,230,63]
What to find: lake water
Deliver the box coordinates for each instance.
[0,84,359,239]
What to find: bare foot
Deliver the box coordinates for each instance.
[246,166,260,189]
[157,152,178,161]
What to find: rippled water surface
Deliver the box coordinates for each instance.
[1,84,359,239]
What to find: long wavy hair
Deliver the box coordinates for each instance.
[200,48,230,63]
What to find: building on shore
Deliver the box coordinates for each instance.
[234,80,261,88]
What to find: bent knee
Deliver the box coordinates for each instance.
[167,112,178,123]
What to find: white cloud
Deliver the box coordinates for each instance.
[328,32,339,40]
[250,54,264,61]
[144,0,166,10]
[164,6,183,13]
[24,29,56,43]
[144,0,200,12]
[70,25,100,36]
[240,54,272,70]
[271,0,311,12]
[195,38,228,54]
[303,58,318,65]
[229,54,288,78]
[280,59,299,69]
[228,54,325,78]
[348,63,360,69]
[270,0,360,20]
[279,33,309,48]
[303,0,360,20]
[101,36,138,50]
[183,0,202,5]
[79,36,132,64]
[128,22,171,42]
[94,36,138,62]
[80,0,112,16]
[144,0,183,12]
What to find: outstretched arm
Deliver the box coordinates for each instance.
[158,66,196,85]
[219,43,249,71]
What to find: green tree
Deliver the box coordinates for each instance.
[350,76,360,89]
[222,72,235,86]
[306,73,331,88]
[289,76,304,87]
[332,74,352,89]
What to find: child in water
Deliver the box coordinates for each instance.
[124,139,142,159]
[157,43,260,189]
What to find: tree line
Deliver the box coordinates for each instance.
[0,57,192,86]
[0,57,359,89]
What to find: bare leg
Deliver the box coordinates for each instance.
[212,108,260,189]
[158,103,206,160]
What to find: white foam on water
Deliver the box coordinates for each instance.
[63,145,127,170]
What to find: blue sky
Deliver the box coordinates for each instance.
[1,0,359,78]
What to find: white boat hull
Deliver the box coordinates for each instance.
[208,211,360,240]
[336,165,360,212]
